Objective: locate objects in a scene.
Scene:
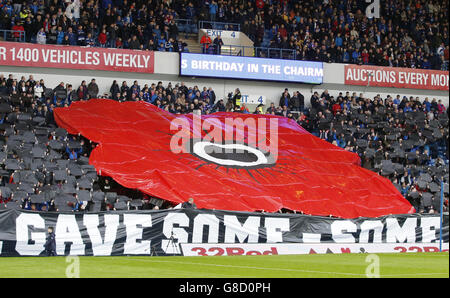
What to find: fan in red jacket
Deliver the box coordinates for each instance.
[98,29,107,47]
[256,0,264,10]
[11,22,25,40]
[200,34,212,54]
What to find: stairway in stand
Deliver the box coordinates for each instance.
[181,33,202,53]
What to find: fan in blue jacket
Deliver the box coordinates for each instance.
[66,146,83,160]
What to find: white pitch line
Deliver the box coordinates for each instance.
[380,272,448,277]
[125,258,369,277]
[124,258,448,278]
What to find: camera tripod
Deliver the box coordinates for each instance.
[150,243,159,256]
[165,229,180,255]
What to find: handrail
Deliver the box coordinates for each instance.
[174,18,194,25]
[198,21,240,31]
[174,18,198,34]
[0,30,26,42]
[202,43,297,60]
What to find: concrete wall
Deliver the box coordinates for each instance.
[1,51,448,112]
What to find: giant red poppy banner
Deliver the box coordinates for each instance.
[344,64,449,91]
[54,99,414,218]
[0,41,154,73]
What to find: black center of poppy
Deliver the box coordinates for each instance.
[205,145,259,163]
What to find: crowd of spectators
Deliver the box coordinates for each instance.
[1,0,448,69]
[1,72,449,214]
[1,0,189,52]
[202,0,449,70]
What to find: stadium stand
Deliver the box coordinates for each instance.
[206,0,449,69]
[0,0,448,69]
[0,73,448,214]
[0,0,190,52]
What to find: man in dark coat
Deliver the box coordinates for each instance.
[279,89,290,108]
[77,81,88,100]
[213,35,224,54]
[44,227,56,256]
[87,79,99,99]
[290,91,305,112]
[182,198,197,209]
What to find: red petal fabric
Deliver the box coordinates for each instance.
[54,99,414,218]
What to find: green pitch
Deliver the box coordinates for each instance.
[0,253,448,278]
